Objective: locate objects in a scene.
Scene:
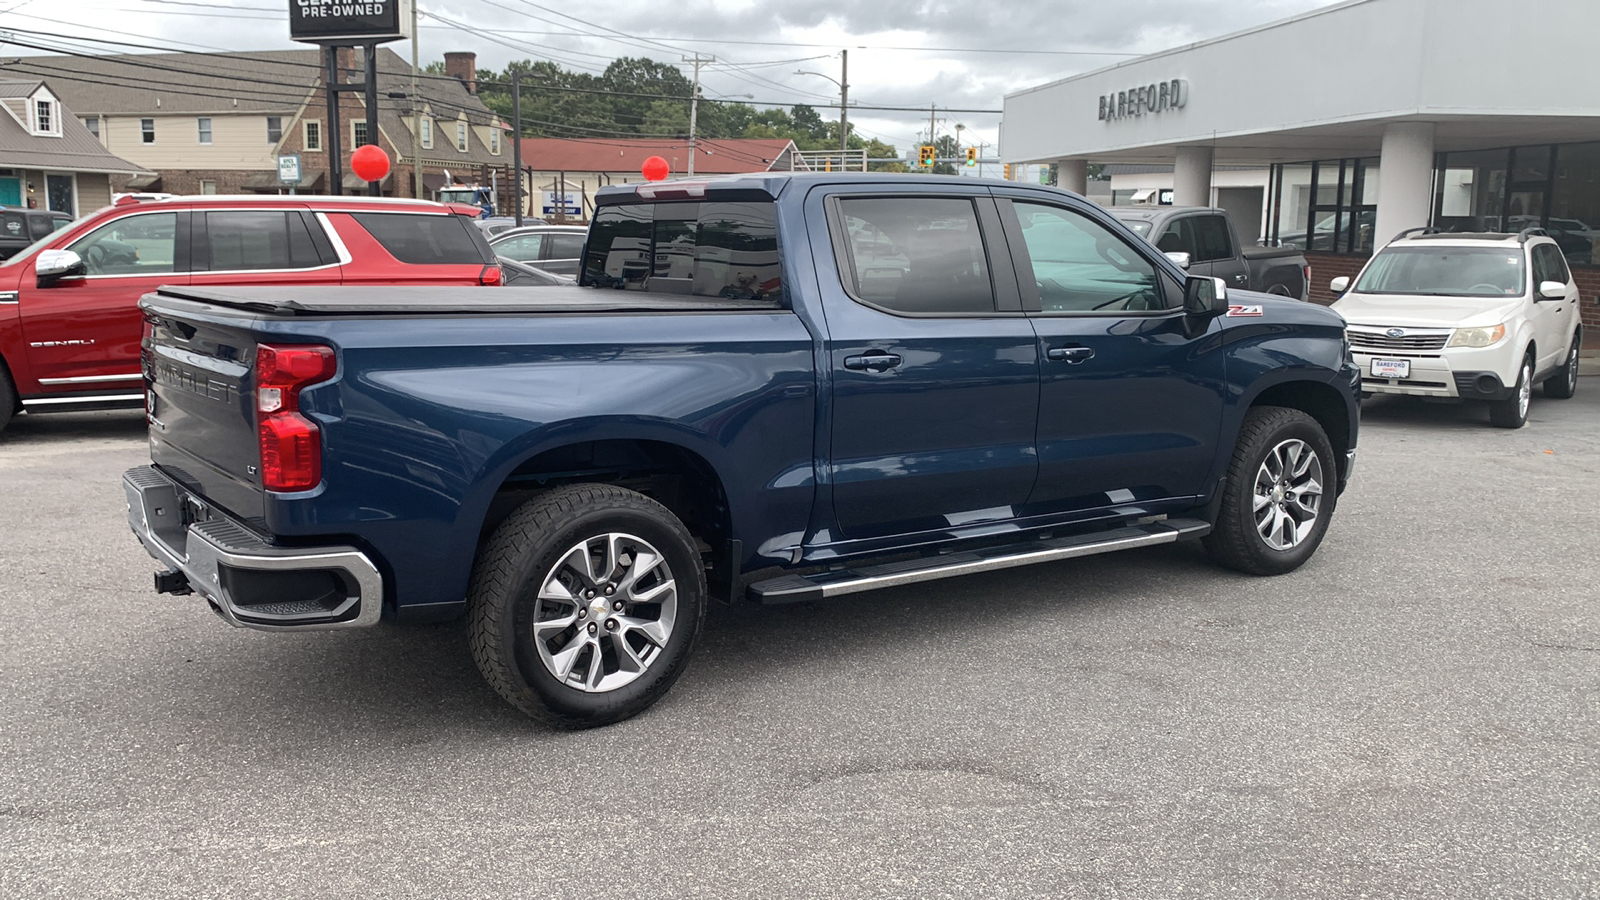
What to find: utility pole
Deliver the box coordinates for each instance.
[838,49,849,157]
[929,104,938,150]
[683,54,714,177]
[410,0,421,198]
[512,70,523,226]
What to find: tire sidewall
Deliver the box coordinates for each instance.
[494,503,705,725]
[1229,414,1337,574]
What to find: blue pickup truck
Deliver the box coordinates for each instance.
[126,173,1359,727]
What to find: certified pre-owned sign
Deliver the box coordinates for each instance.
[289,0,411,44]
[1099,78,1188,122]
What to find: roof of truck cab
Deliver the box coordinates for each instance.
[593,171,1081,203]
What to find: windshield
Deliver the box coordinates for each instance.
[1122,221,1152,236]
[1353,246,1526,297]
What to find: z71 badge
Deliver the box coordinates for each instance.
[1226,305,1264,317]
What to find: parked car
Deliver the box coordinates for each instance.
[1331,227,1583,428]
[474,216,521,237]
[498,256,575,286]
[124,172,1359,727]
[1108,206,1310,299]
[0,207,74,260]
[0,195,500,434]
[489,225,588,277]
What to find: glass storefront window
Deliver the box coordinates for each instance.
[1436,149,1508,232]
[1271,159,1376,253]
[1552,142,1600,266]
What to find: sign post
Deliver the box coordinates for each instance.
[277,153,301,195]
[289,0,412,197]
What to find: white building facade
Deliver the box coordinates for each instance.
[1003,0,1600,311]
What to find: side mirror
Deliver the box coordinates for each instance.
[1164,251,1192,270]
[1330,276,1350,293]
[1538,280,1566,300]
[1184,275,1228,318]
[35,248,84,284]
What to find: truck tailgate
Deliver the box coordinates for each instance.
[143,304,266,526]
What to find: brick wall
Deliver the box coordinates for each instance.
[1572,266,1600,351]
[1304,253,1369,305]
[1306,252,1600,351]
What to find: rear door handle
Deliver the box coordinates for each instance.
[1046,346,1095,364]
[1233,273,1248,283]
[843,352,902,372]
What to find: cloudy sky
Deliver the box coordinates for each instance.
[3,0,1342,153]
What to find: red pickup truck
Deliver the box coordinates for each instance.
[0,195,501,434]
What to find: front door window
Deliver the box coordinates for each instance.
[69,212,179,276]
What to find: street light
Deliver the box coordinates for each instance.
[795,51,850,156]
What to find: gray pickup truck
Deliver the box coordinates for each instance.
[1108,206,1309,300]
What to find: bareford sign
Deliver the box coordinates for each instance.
[289,0,412,44]
[1099,79,1188,122]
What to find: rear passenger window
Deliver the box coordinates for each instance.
[581,201,782,301]
[546,233,584,260]
[1,212,25,240]
[202,211,322,271]
[352,213,490,265]
[835,197,994,314]
[1193,215,1235,262]
[28,214,56,240]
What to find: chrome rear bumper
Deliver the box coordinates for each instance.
[123,466,383,630]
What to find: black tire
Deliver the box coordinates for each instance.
[1543,333,1580,400]
[467,483,706,728]
[1203,406,1338,576]
[0,359,16,436]
[1489,352,1533,428]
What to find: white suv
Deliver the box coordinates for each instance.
[1331,228,1583,428]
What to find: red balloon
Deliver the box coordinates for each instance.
[641,155,670,182]
[351,144,391,182]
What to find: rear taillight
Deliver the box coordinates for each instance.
[479,264,502,286]
[256,343,337,492]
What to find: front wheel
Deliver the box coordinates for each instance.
[1203,406,1338,576]
[468,483,707,728]
[1489,353,1533,428]
[0,360,15,435]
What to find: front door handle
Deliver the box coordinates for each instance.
[1046,346,1095,364]
[1233,273,1248,283]
[843,352,902,372]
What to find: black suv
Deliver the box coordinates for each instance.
[0,207,74,259]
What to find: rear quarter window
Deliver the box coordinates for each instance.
[351,212,493,265]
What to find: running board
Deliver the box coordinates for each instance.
[747,518,1210,605]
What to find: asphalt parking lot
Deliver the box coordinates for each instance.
[3,389,1598,899]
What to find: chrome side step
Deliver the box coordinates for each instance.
[747,518,1210,605]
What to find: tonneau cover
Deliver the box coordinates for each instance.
[143,285,786,316]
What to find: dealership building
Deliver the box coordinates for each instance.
[1002,0,1600,339]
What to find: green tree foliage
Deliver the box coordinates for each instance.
[467,56,906,169]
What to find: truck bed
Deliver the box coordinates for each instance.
[144,285,786,316]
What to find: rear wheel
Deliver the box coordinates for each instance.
[1543,334,1580,399]
[1203,406,1337,576]
[467,483,706,728]
[1489,353,1533,428]
[0,359,16,435]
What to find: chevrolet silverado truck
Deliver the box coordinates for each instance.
[1108,206,1311,300]
[125,173,1360,727]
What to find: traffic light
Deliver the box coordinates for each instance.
[918,145,935,168]
[965,147,977,167]
[1004,164,1013,180]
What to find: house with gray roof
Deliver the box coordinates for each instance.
[10,48,508,200]
[0,80,145,216]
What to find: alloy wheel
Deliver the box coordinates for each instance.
[532,532,678,693]
[1253,438,1324,551]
